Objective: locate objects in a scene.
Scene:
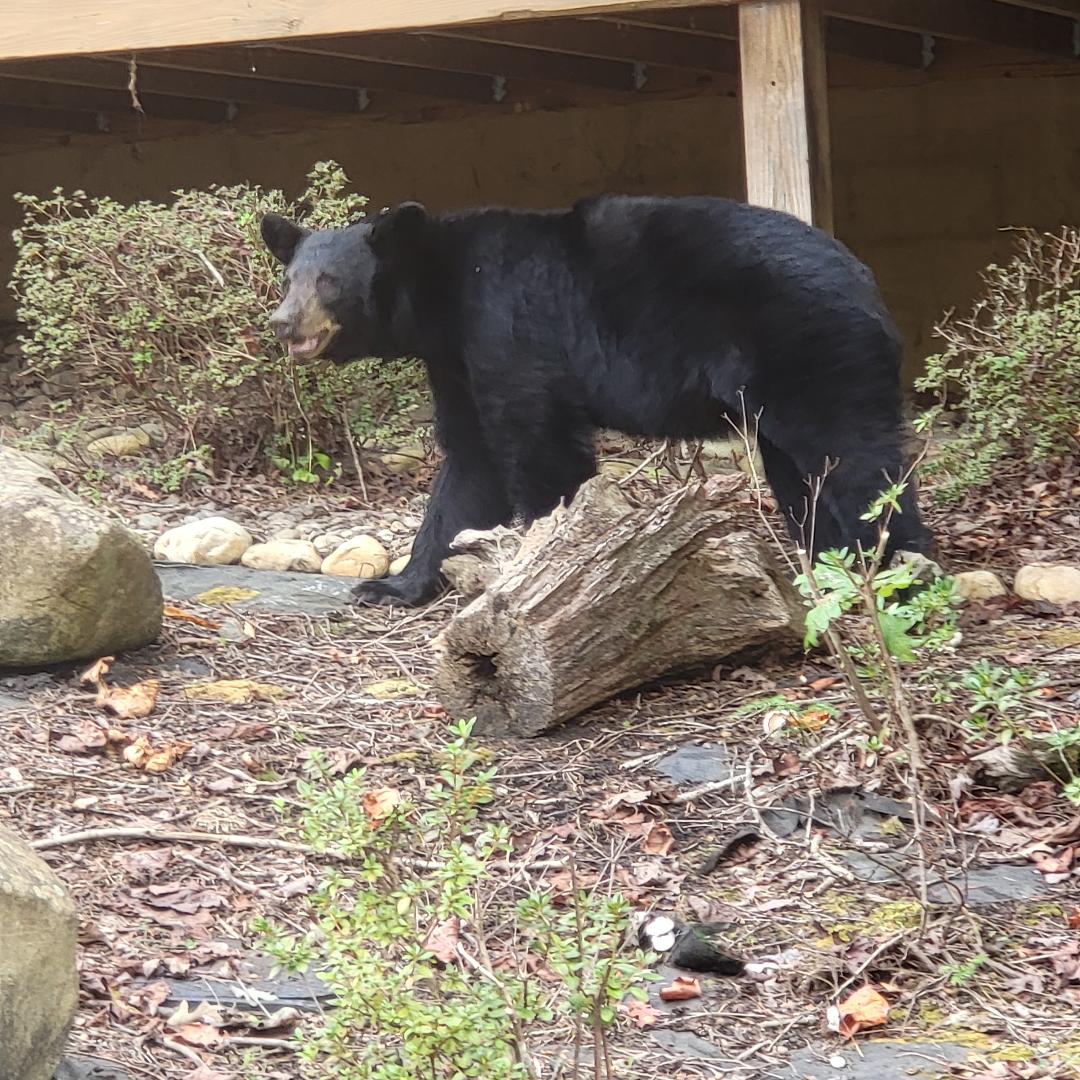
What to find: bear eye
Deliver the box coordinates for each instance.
[316,272,339,294]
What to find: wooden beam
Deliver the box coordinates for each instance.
[0,104,108,133]
[437,17,738,72]
[3,0,747,63]
[286,32,639,91]
[739,0,833,233]
[132,44,505,103]
[990,0,1080,16]
[826,0,1078,58]
[603,7,929,68]
[0,58,373,112]
[0,76,233,122]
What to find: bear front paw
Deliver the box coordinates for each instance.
[350,575,443,609]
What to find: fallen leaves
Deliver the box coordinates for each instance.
[424,917,461,964]
[658,975,701,1002]
[363,787,403,824]
[163,605,219,629]
[192,586,259,606]
[182,679,288,704]
[364,677,424,700]
[625,1000,661,1027]
[79,656,159,719]
[122,734,192,773]
[827,984,890,1038]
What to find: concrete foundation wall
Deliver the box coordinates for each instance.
[2,70,1078,378]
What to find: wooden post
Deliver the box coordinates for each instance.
[738,0,833,234]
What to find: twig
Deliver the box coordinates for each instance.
[341,402,369,502]
[0,784,34,796]
[224,1036,296,1051]
[31,826,332,857]
[670,773,742,806]
[176,850,263,894]
[726,394,882,733]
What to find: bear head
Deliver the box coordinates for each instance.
[260,202,428,364]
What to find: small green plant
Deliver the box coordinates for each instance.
[139,445,214,494]
[795,550,958,665]
[1033,721,1080,806]
[939,952,989,987]
[951,660,1044,741]
[257,719,656,1080]
[915,227,1080,504]
[10,161,427,479]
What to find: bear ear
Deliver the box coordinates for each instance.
[369,201,429,258]
[260,213,310,264]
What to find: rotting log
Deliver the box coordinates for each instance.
[432,475,804,737]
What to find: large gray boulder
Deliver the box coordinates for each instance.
[0,825,78,1080]
[0,447,162,668]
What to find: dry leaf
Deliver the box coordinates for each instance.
[762,709,789,735]
[829,984,890,1038]
[793,708,832,732]
[123,735,192,773]
[1031,846,1076,876]
[626,1000,661,1027]
[182,679,288,704]
[808,676,840,692]
[163,605,219,629]
[641,821,675,856]
[1067,906,1080,930]
[57,718,108,754]
[192,586,259,606]
[424,917,461,964]
[186,1068,233,1080]
[364,678,423,700]
[79,656,114,690]
[363,787,402,824]
[659,975,701,1002]
[172,1022,224,1048]
[97,679,159,720]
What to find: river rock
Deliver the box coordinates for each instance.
[322,535,390,578]
[0,447,162,668]
[154,517,253,566]
[0,824,79,1080]
[85,429,151,458]
[952,570,1008,602]
[241,539,322,573]
[1014,564,1080,606]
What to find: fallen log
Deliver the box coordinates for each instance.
[432,475,804,736]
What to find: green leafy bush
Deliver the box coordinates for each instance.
[915,227,1080,504]
[256,718,656,1080]
[9,161,426,477]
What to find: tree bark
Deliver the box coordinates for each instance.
[433,475,804,736]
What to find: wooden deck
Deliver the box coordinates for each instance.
[2,0,1079,230]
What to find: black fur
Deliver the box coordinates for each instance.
[261,195,934,608]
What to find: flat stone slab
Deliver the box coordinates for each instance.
[785,1040,972,1079]
[655,743,733,785]
[54,1057,131,1080]
[156,562,356,617]
[841,853,1048,906]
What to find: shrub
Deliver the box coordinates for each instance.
[915,227,1080,504]
[9,162,426,479]
[256,719,656,1080]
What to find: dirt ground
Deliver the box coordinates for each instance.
[4,434,1080,1080]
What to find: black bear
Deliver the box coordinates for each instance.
[261,195,933,608]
